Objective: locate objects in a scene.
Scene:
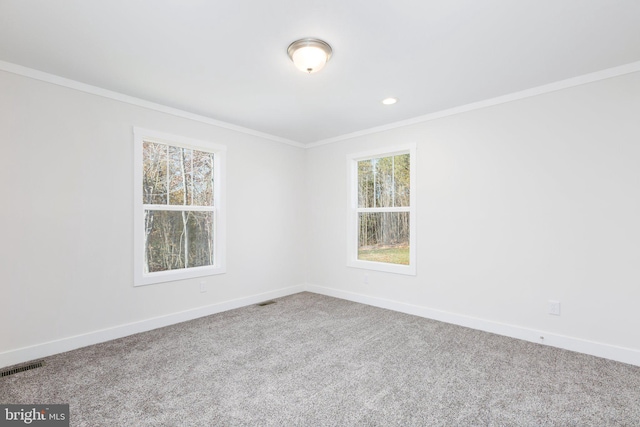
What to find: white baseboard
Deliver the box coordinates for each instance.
[5,283,637,369]
[305,283,640,367]
[0,284,305,369]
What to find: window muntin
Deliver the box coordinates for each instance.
[134,128,226,286]
[348,145,416,275]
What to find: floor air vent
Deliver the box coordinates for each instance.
[1,360,45,377]
[257,300,276,307]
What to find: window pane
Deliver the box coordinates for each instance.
[188,211,215,267]
[358,159,374,208]
[184,149,193,205]
[393,153,410,207]
[375,156,394,208]
[145,210,184,272]
[142,141,167,204]
[358,212,410,265]
[192,150,214,206]
[168,146,189,205]
[359,154,409,208]
[144,210,214,273]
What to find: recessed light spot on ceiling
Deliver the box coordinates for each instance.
[287,38,332,74]
[382,97,398,105]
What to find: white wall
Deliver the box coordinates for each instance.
[306,72,640,364]
[0,70,307,366]
[2,67,639,368]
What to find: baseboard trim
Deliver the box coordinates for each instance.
[0,284,305,369]
[305,284,640,367]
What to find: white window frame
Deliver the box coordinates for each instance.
[347,143,416,275]
[133,128,226,286]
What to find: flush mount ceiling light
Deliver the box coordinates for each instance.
[382,97,398,105]
[287,38,332,74]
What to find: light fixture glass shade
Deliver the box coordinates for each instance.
[288,38,332,74]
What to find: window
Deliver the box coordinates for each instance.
[347,144,416,275]
[134,128,226,286]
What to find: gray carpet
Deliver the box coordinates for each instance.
[1,292,639,426]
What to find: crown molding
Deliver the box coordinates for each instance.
[3,59,639,150]
[0,60,305,148]
[307,60,640,148]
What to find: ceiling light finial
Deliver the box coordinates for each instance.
[287,38,332,74]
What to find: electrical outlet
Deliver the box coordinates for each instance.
[548,300,561,316]
[200,281,207,293]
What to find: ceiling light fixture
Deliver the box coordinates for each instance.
[287,38,332,74]
[382,97,398,105]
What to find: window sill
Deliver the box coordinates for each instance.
[347,259,416,276]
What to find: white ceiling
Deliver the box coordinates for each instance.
[1,0,639,145]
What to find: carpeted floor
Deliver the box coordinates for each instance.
[1,292,639,426]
